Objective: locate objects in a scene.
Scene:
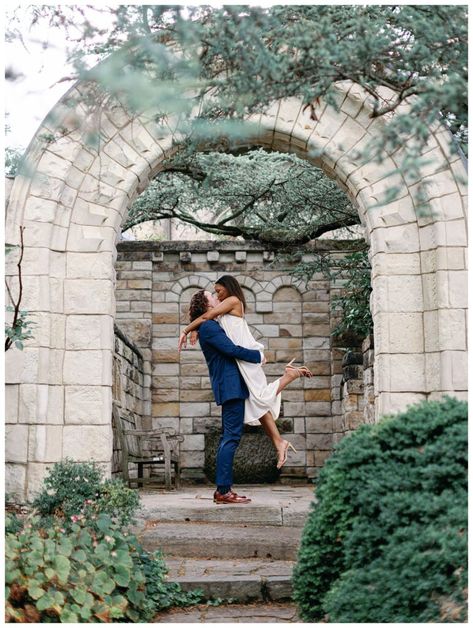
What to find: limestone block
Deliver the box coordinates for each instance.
[5,463,26,502]
[5,384,19,424]
[6,424,29,463]
[28,425,63,462]
[207,251,220,262]
[66,223,105,253]
[66,252,115,279]
[235,251,247,263]
[179,451,205,467]
[5,347,40,384]
[306,433,334,450]
[411,168,459,202]
[88,153,135,192]
[437,309,466,351]
[376,392,427,417]
[283,402,306,417]
[64,385,112,425]
[66,314,114,350]
[179,403,211,417]
[376,353,426,393]
[181,435,205,451]
[63,350,112,386]
[64,279,113,314]
[304,389,331,402]
[18,384,64,424]
[305,416,333,433]
[440,351,468,391]
[374,312,424,354]
[370,223,420,256]
[64,165,85,190]
[63,424,113,461]
[420,247,465,273]
[21,221,54,249]
[305,402,332,416]
[436,270,468,309]
[303,336,330,351]
[153,402,180,417]
[37,151,73,179]
[152,363,179,377]
[24,197,58,223]
[371,275,423,315]
[28,174,65,202]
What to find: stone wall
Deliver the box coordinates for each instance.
[112,325,145,478]
[115,239,366,482]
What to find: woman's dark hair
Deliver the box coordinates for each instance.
[215,275,247,311]
[189,290,209,322]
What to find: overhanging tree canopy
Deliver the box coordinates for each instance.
[124,149,360,246]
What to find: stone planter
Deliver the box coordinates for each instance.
[204,427,281,484]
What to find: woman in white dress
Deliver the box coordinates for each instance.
[178,275,313,468]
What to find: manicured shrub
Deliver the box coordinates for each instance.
[293,397,467,623]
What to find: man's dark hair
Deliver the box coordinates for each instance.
[189,290,209,321]
[215,275,247,310]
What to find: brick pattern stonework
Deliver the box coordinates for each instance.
[112,325,145,478]
[114,240,364,482]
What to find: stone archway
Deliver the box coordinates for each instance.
[5,79,467,499]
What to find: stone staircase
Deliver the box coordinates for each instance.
[131,485,314,608]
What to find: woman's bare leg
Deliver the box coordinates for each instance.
[259,411,291,468]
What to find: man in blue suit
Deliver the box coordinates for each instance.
[181,290,263,504]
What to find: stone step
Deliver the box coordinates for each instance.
[152,601,300,623]
[165,557,295,602]
[136,521,303,560]
[135,485,314,528]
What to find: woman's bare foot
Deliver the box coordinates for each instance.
[285,358,313,381]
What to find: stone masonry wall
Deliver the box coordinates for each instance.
[112,325,145,478]
[115,240,365,483]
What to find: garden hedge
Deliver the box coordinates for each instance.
[293,397,467,623]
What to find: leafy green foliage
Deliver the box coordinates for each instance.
[293,397,468,623]
[139,549,204,610]
[5,305,36,351]
[8,5,466,213]
[125,149,358,245]
[330,251,372,339]
[7,460,205,622]
[5,512,151,622]
[32,458,104,522]
[31,458,141,528]
[5,146,23,176]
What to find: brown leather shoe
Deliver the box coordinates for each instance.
[213,490,251,504]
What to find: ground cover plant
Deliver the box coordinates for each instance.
[5,459,205,622]
[293,396,467,623]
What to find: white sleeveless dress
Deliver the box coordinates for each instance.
[218,313,281,426]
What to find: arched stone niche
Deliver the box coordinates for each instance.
[5,76,468,499]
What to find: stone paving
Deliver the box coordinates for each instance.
[133,484,314,615]
[153,601,301,623]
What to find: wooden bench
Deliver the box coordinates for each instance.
[113,406,183,490]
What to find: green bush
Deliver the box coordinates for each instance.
[31,458,104,522]
[31,459,141,528]
[293,397,467,623]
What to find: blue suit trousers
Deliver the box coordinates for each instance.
[215,398,245,488]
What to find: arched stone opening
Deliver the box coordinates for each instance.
[5,79,467,499]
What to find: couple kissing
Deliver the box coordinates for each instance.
[178,275,313,505]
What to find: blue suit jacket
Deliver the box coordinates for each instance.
[198,320,262,406]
